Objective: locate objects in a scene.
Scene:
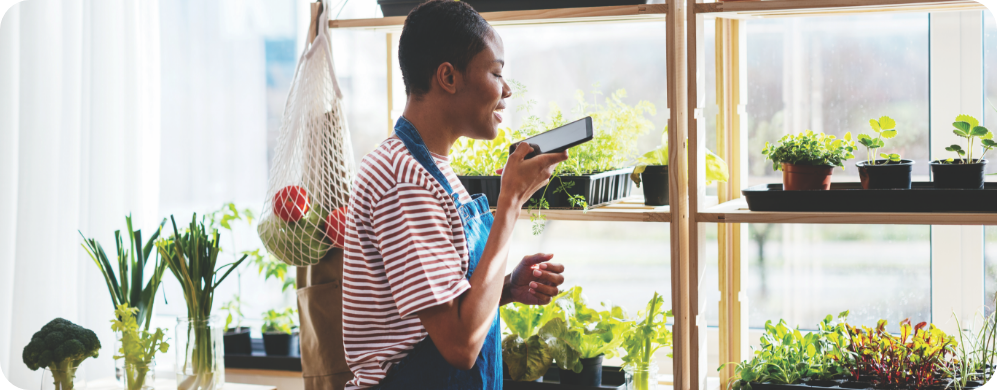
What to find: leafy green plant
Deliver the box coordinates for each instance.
[857,116,901,164]
[22,318,101,390]
[500,300,565,381]
[208,203,295,292]
[261,307,297,334]
[219,296,245,332]
[762,130,856,170]
[619,292,673,390]
[629,129,731,187]
[538,287,629,373]
[941,294,997,390]
[847,319,954,389]
[942,115,996,164]
[111,304,169,390]
[80,215,167,331]
[156,214,247,390]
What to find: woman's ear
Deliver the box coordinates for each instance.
[435,62,459,95]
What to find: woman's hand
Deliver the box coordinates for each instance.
[505,253,565,305]
[499,143,569,208]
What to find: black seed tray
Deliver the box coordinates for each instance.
[377,0,650,17]
[504,366,626,390]
[743,182,997,213]
[460,168,634,209]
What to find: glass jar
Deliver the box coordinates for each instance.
[175,316,224,390]
[624,361,659,390]
[114,332,123,385]
[122,360,156,390]
[41,364,85,390]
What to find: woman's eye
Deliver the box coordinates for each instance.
[494,73,503,78]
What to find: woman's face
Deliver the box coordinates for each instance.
[456,31,512,141]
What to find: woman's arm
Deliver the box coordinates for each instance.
[417,143,567,370]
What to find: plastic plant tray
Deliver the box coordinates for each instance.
[742,182,997,213]
[460,168,634,209]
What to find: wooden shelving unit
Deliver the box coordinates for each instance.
[518,197,672,223]
[695,0,983,18]
[698,198,997,225]
[329,4,668,29]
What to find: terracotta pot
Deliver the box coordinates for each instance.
[781,163,834,191]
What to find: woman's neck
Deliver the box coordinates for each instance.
[402,99,460,157]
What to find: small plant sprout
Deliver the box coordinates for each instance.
[857,116,899,165]
[947,114,994,164]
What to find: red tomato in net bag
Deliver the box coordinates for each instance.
[274,185,310,222]
[325,206,347,248]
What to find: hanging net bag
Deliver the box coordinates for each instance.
[258,1,355,266]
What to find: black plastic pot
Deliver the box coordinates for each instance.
[558,355,604,386]
[223,327,252,355]
[262,332,299,356]
[855,159,914,189]
[930,159,987,189]
[639,166,669,206]
[377,0,650,17]
[459,168,633,209]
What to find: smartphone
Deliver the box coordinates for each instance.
[509,116,594,159]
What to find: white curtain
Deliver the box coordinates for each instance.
[0,0,162,388]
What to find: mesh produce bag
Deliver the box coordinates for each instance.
[259,2,355,266]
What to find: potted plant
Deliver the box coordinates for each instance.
[157,214,247,390]
[631,129,731,206]
[377,0,650,17]
[111,304,170,390]
[79,215,168,382]
[856,116,915,189]
[22,318,101,390]
[930,115,996,189]
[220,296,251,355]
[762,130,856,191]
[847,319,955,389]
[538,287,628,387]
[261,307,299,356]
[619,292,672,390]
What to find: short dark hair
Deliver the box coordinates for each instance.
[398,0,492,96]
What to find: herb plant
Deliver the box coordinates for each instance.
[157,214,247,390]
[847,319,954,389]
[629,129,731,187]
[943,115,996,164]
[762,130,856,170]
[857,116,900,164]
[941,294,997,390]
[261,307,297,334]
[80,215,167,331]
[219,296,245,332]
[111,304,170,390]
[619,292,673,390]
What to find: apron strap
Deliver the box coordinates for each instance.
[393,117,463,206]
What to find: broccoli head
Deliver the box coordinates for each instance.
[22,318,100,376]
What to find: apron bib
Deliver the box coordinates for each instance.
[376,117,502,390]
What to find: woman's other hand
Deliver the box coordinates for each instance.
[507,253,565,305]
[498,143,568,209]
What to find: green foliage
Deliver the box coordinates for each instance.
[208,203,295,292]
[721,312,852,390]
[630,129,730,187]
[219,296,245,332]
[22,318,101,390]
[762,130,856,171]
[527,177,587,236]
[110,304,169,390]
[619,292,673,370]
[500,301,565,381]
[538,287,629,373]
[261,307,297,334]
[942,311,997,390]
[857,116,899,165]
[847,319,955,389]
[946,114,994,164]
[451,127,517,176]
[80,215,167,331]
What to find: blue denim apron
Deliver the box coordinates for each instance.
[376,117,502,390]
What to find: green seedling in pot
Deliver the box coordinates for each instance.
[943,114,995,164]
[857,116,899,165]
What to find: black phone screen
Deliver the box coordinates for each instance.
[510,116,594,158]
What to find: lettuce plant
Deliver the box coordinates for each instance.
[943,114,996,164]
[762,130,855,170]
[538,287,629,373]
[500,300,565,381]
[857,116,900,165]
[847,319,955,389]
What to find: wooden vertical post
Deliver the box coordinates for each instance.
[668,0,693,389]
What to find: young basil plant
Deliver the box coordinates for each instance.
[946,114,994,164]
[857,116,898,165]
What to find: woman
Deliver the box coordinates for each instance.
[341,1,569,388]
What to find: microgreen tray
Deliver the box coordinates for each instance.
[460,168,633,209]
[742,182,997,213]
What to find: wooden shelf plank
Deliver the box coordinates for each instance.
[329,4,668,29]
[495,196,671,222]
[698,198,997,225]
[694,0,983,18]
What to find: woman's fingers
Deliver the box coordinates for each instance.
[537,262,564,274]
[532,270,564,286]
[529,281,559,297]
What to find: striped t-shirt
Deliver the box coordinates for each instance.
[342,137,474,388]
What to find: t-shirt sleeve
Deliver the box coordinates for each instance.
[370,183,471,319]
